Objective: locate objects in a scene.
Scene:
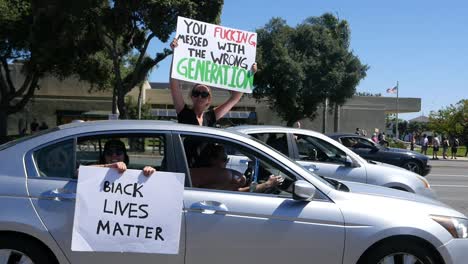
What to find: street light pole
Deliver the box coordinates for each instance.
[396,81,399,140]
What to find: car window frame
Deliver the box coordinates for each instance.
[25,130,176,181]
[174,131,312,197]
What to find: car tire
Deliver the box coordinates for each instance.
[359,240,439,264]
[0,235,56,264]
[402,160,422,175]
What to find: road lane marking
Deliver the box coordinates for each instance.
[431,184,468,188]
[429,174,468,177]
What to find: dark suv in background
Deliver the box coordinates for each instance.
[327,133,431,176]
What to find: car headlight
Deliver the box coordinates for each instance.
[417,176,430,189]
[431,215,468,238]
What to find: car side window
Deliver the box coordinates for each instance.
[353,137,375,149]
[33,139,75,178]
[294,134,347,164]
[181,135,296,197]
[76,134,169,172]
[251,133,289,156]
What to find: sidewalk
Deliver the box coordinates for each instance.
[426,155,468,161]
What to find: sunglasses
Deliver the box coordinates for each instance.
[104,148,124,156]
[191,90,210,98]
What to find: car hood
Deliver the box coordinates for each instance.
[333,180,465,218]
[365,159,421,177]
[384,147,427,158]
[340,180,440,205]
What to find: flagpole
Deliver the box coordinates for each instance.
[396,81,399,140]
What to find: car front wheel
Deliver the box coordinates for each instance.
[359,240,440,264]
[402,160,422,175]
[0,235,56,264]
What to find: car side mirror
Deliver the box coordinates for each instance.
[344,156,359,168]
[293,180,316,201]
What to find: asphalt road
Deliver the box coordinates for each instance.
[425,158,468,216]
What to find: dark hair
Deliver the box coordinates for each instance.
[194,143,226,167]
[99,139,129,165]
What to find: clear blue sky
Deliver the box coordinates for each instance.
[148,0,468,120]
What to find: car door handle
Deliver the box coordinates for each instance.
[41,188,76,200]
[189,201,228,214]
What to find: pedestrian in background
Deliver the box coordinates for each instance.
[421,134,428,155]
[432,134,440,160]
[355,128,361,135]
[451,136,459,159]
[442,136,449,159]
[30,118,39,134]
[410,134,416,151]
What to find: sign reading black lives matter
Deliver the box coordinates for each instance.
[72,166,185,254]
[172,16,257,93]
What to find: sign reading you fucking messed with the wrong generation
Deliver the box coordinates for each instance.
[171,16,257,93]
[71,166,185,254]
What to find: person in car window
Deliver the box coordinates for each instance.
[95,139,156,176]
[169,38,257,127]
[190,144,283,192]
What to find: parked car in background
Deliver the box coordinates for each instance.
[1,120,467,264]
[229,125,434,198]
[328,133,431,176]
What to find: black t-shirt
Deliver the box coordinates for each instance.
[177,104,216,127]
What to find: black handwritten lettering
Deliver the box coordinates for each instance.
[155,227,164,241]
[210,52,248,69]
[96,220,165,240]
[217,42,245,55]
[102,181,144,198]
[128,203,139,218]
[178,35,208,47]
[123,224,134,236]
[113,222,124,236]
[184,20,206,35]
[135,225,144,237]
[188,48,206,58]
[145,226,153,239]
[116,200,130,216]
[103,199,113,214]
[139,204,149,219]
[96,219,110,235]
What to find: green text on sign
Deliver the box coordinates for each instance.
[176,57,254,90]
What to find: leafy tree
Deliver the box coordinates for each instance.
[408,121,429,136]
[0,0,105,142]
[254,14,368,127]
[125,96,152,120]
[428,99,468,140]
[79,0,223,118]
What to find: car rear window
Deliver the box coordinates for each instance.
[0,127,60,151]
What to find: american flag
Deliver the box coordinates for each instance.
[386,86,398,94]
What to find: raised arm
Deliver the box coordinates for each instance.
[170,38,185,114]
[213,63,257,120]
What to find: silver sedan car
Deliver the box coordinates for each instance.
[0,120,467,264]
[229,125,435,198]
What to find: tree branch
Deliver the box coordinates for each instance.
[7,73,39,114]
[0,58,15,95]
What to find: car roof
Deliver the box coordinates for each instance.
[56,120,247,136]
[228,125,324,136]
[327,133,365,138]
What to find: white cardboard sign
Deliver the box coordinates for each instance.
[171,16,257,93]
[72,166,185,254]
